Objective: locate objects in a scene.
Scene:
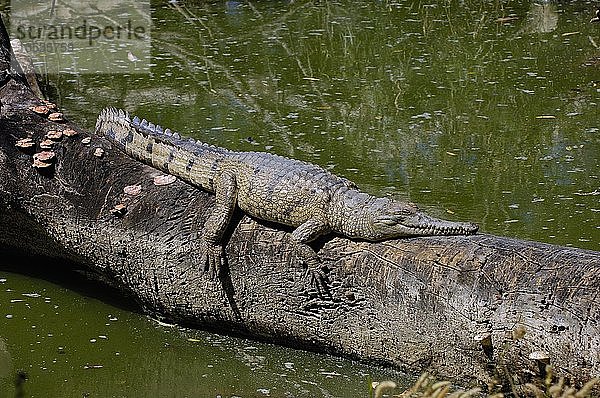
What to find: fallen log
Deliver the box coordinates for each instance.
[0,18,597,390]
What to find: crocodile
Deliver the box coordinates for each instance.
[95,108,478,284]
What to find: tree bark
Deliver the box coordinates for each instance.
[0,17,597,390]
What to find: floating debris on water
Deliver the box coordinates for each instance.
[83,364,103,369]
[153,174,177,186]
[496,16,519,23]
[536,115,556,119]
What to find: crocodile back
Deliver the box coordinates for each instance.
[230,151,354,227]
[96,107,357,227]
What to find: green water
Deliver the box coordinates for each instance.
[46,0,599,249]
[0,270,401,397]
[2,0,600,396]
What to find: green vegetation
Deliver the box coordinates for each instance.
[374,368,599,397]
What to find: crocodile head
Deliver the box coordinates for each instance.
[364,198,479,241]
[336,197,478,241]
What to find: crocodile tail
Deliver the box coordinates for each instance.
[95,107,133,148]
[95,107,226,192]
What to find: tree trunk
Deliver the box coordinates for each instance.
[0,17,597,390]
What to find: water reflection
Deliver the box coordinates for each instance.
[41,1,598,250]
[0,270,404,397]
[525,2,559,33]
[0,337,11,380]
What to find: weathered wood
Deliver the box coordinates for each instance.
[0,17,597,390]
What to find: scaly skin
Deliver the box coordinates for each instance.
[96,108,478,285]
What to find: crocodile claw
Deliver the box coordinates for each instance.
[299,257,331,299]
[201,241,225,278]
[294,242,331,298]
[307,266,331,298]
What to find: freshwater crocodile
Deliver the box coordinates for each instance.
[96,108,478,283]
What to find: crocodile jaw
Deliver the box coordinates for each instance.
[374,212,479,238]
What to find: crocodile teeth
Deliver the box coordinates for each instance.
[172,132,180,139]
[164,128,172,136]
[118,109,126,119]
[140,119,148,128]
[132,116,140,125]
[147,122,155,131]
[155,125,163,134]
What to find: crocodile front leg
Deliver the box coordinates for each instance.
[201,171,237,278]
[291,218,331,294]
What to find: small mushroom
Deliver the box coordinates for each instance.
[32,158,53,168]
[529,351,550,363]
[474,332,493,359]
[474,332,492,346]
[32,151,55,169]
[529,350,550,377]
[30,105,49,115]
[33,151,56,163]
[93,147,104,157]
[15,137,35,149]
[373,381,397,398]
[123,184,142,196]
[81,137,91,145]
[48,112,64,122]
[39,139,55,149]
[62,128,79,137]
[110,203,127,217]
[153,174,177,186]
[41,100,57,110]
[45,130,63,140]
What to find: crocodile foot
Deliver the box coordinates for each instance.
[200,240,225,279]
[295,243,331,298]
[304,262,331,298]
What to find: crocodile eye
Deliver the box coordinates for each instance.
[402,208,414,216]
[396,204,417,217]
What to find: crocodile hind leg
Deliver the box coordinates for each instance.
[291,218,331,295]
[201,171,237,278]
